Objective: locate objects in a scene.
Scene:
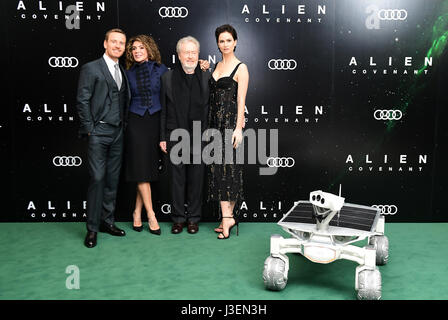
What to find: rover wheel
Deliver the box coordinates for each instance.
[263,256,288,291]
[369,235,389,265]
[357,269,381,300]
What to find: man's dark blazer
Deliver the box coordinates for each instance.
[159,66,211,143]
[76,57,131,136]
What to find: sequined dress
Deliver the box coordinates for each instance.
[207,62,244,214]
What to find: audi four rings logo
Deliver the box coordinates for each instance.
[53,156,82,167]
[159,7,188,18]
[372,205,398,215]
[378,9,408,20]
[374,109,403,120]
[48,57,79,68]
[268,59,297,70]
[267,157,295,168]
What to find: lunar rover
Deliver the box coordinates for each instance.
[263,189,389,300]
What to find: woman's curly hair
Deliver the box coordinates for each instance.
[125,34,162,69]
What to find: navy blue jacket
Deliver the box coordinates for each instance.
[126,61,168,116]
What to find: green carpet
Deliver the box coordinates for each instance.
[0,222,447,300]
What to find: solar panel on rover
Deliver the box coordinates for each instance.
[281,202,316,224]
[281,201,379,232]
[330,203,378,232]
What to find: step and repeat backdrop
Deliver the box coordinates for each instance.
[3,0,448,223]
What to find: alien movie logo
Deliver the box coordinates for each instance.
[241,3,327,24]
[22,103,75,123]
[16,0,107,24]
[247,104,325,126]
[26,200,87,220]
[346,154,428,173]
[348,56,433,75]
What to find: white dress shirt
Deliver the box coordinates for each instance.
[102,53,122,87]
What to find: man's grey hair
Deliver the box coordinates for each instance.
[176,36,200,53]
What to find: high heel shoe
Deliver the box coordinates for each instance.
[149,226,161,235]
[214,219,223,233]
[148,214,161,236]
[132,212,143,232]
[217,216,239,240]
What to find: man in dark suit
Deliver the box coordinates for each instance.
[76,28,131,248]
[159,36,211,234]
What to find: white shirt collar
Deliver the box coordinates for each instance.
[103,53,118,67]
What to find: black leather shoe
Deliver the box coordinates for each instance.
[84,231,97,248]
[171,223,185,234]
[99,223,126,236]
[187,222,199,234]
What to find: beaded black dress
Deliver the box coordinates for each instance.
[207,62,244,216]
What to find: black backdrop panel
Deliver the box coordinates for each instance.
[432,47,448,222]
[1,1,13,222]
[3,0,447,222]
[8,0,119,221]
[331,0,443,222]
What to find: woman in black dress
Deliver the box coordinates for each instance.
[125,35,168,235]
[208,25,249,239]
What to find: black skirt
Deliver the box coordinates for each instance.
[125,111,161,182]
